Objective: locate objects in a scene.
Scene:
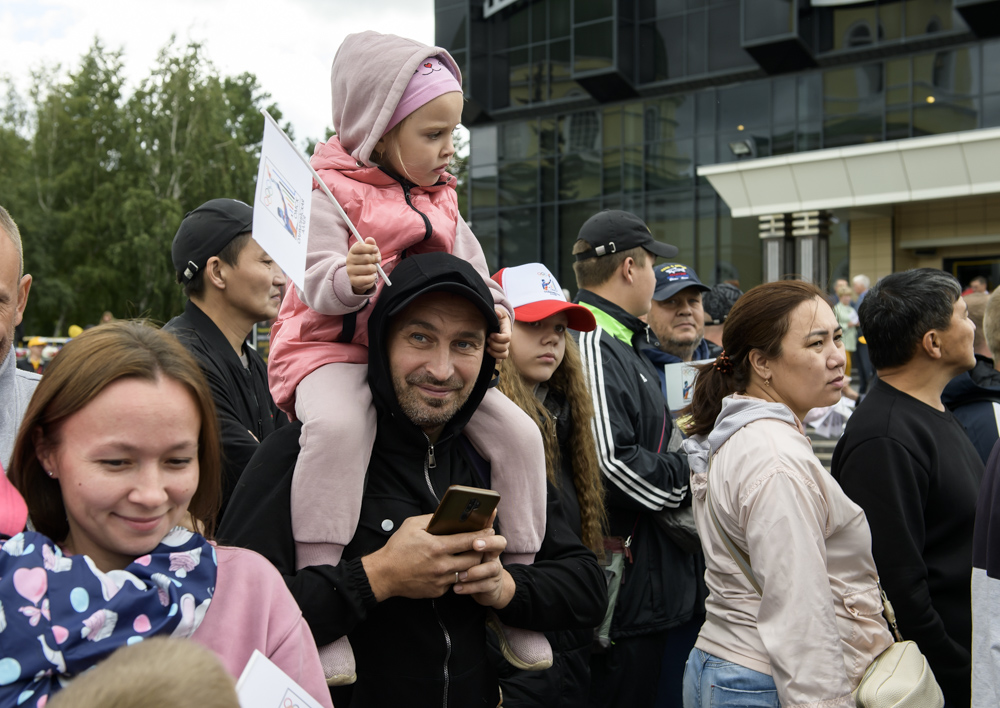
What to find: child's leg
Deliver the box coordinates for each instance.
[291,363,375,570]
[464,388,546,565]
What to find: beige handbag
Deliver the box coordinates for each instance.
[705,458,944,708]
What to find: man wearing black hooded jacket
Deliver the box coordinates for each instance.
[220,252,606,708]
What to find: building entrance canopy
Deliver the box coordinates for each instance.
[698,127,1000,218]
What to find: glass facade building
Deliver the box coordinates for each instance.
[436,0,1000,292]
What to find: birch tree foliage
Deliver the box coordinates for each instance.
[0,37,287,334]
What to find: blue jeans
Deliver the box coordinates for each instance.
[682,648,779,708]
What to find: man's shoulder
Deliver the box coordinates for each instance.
[162,309,231,371]
[162,312,205,350]
[13,366,41,390]
[577,324,643,373]
[838,381,973,472]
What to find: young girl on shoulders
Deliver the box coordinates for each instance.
[266,31,550,685]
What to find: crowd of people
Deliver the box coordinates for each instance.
[1,27,1000,708]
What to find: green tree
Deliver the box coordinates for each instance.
[117,38,285,321]
[19,42,129,335]
[1,37,287,334]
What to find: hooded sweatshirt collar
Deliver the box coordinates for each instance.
[681,395,800,486]
[309,137,456,192]
[942,354,1000,408]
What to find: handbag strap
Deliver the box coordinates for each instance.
[707,456,905,642]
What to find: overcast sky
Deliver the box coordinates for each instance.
[0,0,438,146]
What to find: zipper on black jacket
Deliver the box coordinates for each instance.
[401,183,433,241]
[422,437,450,707]
[245,366,263,440]
[423,434,439,500]
[432,598,452,708]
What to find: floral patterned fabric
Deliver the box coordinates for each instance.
[0,527,217,707]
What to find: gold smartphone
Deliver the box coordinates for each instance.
[426,485,501,536]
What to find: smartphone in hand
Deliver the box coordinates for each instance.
[426,485,500,536]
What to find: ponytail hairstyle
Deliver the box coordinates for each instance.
[497,336,607,557]
[682,280,825,437]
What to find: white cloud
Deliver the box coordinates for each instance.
[0,0,437,145]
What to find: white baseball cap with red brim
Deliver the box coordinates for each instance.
[492,263,597,332]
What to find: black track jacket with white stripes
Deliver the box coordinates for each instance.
[575,289,703,638]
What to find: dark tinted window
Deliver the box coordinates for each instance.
[743,0,796,42]
[500,206,539,265]
[707,3,753,72]
[574,21,615,72]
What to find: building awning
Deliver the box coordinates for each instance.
[698,127,1000,218]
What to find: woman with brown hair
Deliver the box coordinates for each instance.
[679,281,896,708]
[491,263,605,708]
[3,321,331,708]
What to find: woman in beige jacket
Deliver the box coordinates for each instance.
[680,280,894,708]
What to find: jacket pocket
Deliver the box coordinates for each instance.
[353,494,423,550]
[843,584,883,619]
[840,582,887,684]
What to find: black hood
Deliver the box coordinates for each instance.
[367,252,500,446]
[943,354,1000,408]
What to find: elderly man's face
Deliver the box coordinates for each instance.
[388,291,487,436]
[647,286,706,361]
[0,233,31,364]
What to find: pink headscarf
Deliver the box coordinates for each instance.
[383,55,462,136]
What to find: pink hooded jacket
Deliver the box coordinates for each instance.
[268,31,511,414]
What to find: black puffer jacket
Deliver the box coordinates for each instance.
[220,253,606,708]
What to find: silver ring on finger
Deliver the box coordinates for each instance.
[454,572,460,585]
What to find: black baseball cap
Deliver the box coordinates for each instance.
[653,263,710,301]
[574,210,678,262]
[172,199,254,283]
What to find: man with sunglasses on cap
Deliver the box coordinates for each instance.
[643,263,721,398]
[571,210,702,708]
[163,198,288,514]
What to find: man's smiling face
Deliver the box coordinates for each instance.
[387,291,486,437]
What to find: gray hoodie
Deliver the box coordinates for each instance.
[0,348,40,471]
[681,395,893,708]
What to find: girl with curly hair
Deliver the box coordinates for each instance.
[492,263,607,707]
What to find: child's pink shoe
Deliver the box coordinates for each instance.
[487,611,553,671]
[319,635,357,686]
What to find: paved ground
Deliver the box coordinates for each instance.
[808,430,841,472]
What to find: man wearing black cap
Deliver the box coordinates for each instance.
[643,263,720,396]
[163,198,287,513]
[571,211,702,708]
